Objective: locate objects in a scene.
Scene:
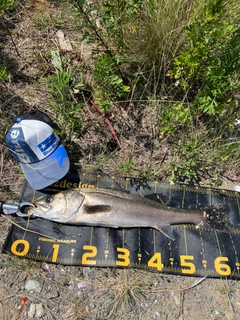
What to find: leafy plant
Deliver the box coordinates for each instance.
[159,102,193,136]
[0,66,10,81]
[169,0,240,116]
[169,139,205,183]
[73,0,208,97]
[65,0,240,183]
[119,157,137,175]
[0,0,15,15]
[93,54,130,111]
[155,0,240,183]
[46,50,89,140]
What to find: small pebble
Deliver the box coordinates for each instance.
[25,280,42,293]
[18,272,27,282]
[46,290,59,299]
[207,293,213,300]
[36,303,45,318]
[78,281,87,289]
[28,303,36,318]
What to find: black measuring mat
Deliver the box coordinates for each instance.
[3,171,240,279]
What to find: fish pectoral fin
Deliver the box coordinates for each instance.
[157,225,175,241]
[84,205,112,214]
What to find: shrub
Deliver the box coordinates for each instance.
[0,0,15,15]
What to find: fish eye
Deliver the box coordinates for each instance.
[45,196,53,203]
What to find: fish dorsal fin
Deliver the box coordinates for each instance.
[84,205,112,214]
[157,225,175,241]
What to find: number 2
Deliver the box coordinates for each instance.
[82,245,97,265]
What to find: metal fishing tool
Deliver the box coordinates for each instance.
[0,201,34,217]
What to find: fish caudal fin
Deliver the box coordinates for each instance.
[157,225,175,241]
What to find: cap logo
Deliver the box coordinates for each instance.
[10,128,20,139]
[38,133,58,157]
[9,127,32,163]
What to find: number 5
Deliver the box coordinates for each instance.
[180,255,196,274]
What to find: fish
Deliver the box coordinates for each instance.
[29,188,209,241]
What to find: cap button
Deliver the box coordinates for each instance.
[16,118,22,123]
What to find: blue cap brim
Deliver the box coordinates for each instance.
[20,144,70,190]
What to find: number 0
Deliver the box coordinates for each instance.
[11,239,30,257]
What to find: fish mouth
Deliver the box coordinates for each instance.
[31,203,51,215]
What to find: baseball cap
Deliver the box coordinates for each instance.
[5,110,70,190]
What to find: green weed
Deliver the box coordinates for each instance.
[169,0,240,116]
[119,157,137,176]
[93,54,130,112]
[0,0,15,15]
[169,139,205,183]
[0,65,10,82]
[73,0,208,96]
[48,0,240,183]
[46,50,89,140]
[159,102,193,136]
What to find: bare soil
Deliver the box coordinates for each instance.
[1,1,240,319]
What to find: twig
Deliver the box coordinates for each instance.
[159,148,169,166]
[1,215,58,240]
[220,278,234,314]
[74,0,124,80]
[181,275,208,292]
[150,276,208,294]
[179,290,184,319]
[90,99,128,156]
[0,293,56,319]
[0,293,19,303]
[1,17,21,57]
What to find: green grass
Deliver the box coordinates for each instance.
[37,0,240,184]
[0,0,15,15]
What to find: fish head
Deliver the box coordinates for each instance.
[29,190,85,222]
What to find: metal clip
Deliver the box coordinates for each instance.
[1,201,35,217]
[16,202,35,217]
[1,201,19,215]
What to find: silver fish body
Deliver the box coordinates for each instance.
[29,188,208,240]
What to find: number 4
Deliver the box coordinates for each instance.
[148,253,164,271]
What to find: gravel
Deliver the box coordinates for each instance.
[0,239,239,319]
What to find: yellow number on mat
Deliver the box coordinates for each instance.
[82,245,97,265]
[52,244,59,263]
[148,253,164,271]
[214,257,231,276]
[180,255,196,274]
[11,239,30,257]
[116,248,130,266]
